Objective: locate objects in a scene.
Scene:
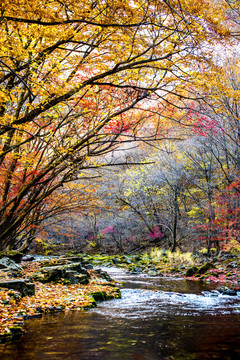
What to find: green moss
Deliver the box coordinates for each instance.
[84,298,97,309]
[63,251,79,257]
[223,259,233,265]
[0,251,23,263]
[197,262,215,275]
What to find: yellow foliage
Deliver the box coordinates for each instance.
[0,0,232,249]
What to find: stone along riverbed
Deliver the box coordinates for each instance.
[0,267,240,360]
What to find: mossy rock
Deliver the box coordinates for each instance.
[197,275,204,280]
[210,271,219,277]
[63,251,80,257]
[223,259,233,265]
[197,262,215,275]
[30,272,46,282]
[101,261,112,267]
[32,264,89,284]
[185,266,198,277]
[198,274,209,280]
[129,266,141,274]
[115,288,121,298]
[0,333,12,343]
[111,258,120,265]
[90,288,121,302]
[0,326,24,343]
[84,298,97,309]
[90,291,109,301]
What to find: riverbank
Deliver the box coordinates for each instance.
[84,249,240,287]
[0,255,121,343]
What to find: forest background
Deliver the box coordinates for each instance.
[0,0,240,257]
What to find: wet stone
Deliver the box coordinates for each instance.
[22,255,35,262]
[217,286,238,296]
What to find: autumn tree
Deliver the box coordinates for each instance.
[184,55,240,252]
[0,0,230,250]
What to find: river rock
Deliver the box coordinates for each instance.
[227,261,239,269]
[124,258,132,265]
[99,271,112,281]
[93,269,113,282]
[217,286,238,296]
[38,256,84,268]
[0,257,23,272]
[34,263,89,284]
[64,271,89,285]
[185,266,198,277]
[0,280,35,297]
[91,288,121,301]
[62,256,85,264]
[202,290,219,297]
[84,264,93,270]
[111,258,120,265]
[130,267,141,274]
[196,262,215,275]
[22,255,35,262]
[43,262,88,274]
[90,291,109,301]
[148,270,158,276]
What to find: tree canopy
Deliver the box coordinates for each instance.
[0,0,234,251]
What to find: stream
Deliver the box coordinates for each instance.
[1,267,240,360]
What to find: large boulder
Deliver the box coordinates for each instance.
[32,262,90,284]
[0,280,35,297]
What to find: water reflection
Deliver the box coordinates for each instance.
[0,268,240,360]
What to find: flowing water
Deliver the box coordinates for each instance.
[1,267,240,360]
